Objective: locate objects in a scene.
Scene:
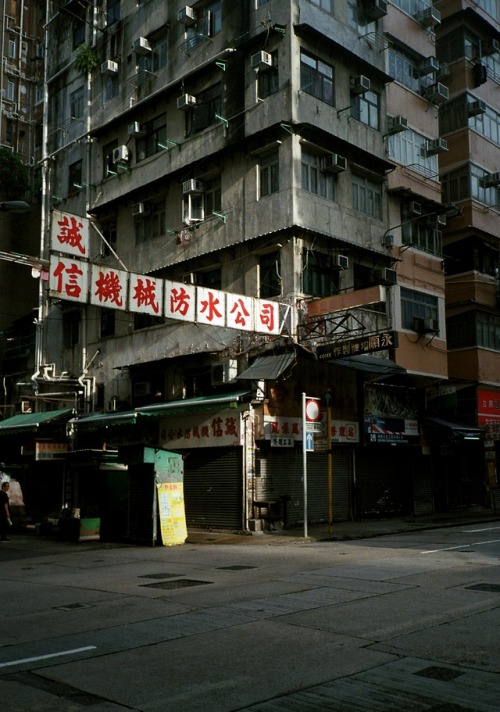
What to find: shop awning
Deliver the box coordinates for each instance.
[423,417,483,441]
[0,408,74,435]
[70,411,138,429]
[334,355,406,375]
[137,391,251,417]
[237,353,295,381]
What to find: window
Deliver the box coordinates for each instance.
[303,250,340,297]
[8,39,16,59]
[402,219,442,256]
[103,140,118,179]
[387,128,439,177]
[259,251,281,298]
[72,20,85,48]
[137,33,168,77]
[309,0,334,13]
[440,95,500,147]
[351,174,382,219]
[205,177,222,216]
[100,309,115,338]
[300,51,334,105]
[186,83,221,136]
[301,149,335,200]
[70,86,85,119]
[107,0,120,25]
[104,74,119,102]
[391,0,432,15]
[442,164,500,207]
[100,219,117,257]
[7,80,15,101]
[260,150,279,197]
[351,89,379,129]
[68,160,82,193]
[135,200,166,244]
[448,312,500,350]
[445,237,498,277]
[185,1,221,50]
[136,114,167,161]
[257,51,279,99]
[197,268,222,289]
[400,288,438,331]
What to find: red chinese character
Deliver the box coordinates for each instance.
[200,292,222,322]
[192,426,200,438]
[133,278,159,313]
[281,422,290,434]
[259,302,276,332]
[184,429,191,439]
[170,287,191,317]
[57,215,85,255]
[212,417,223,437]
[292,422,299,435]
[225,417,237,436]
[201,425,210,437]
[271,422,279,434]
[230,298,250,326]
[94,271,123,307]
[53,260,83,299]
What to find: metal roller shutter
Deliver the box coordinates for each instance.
[183,447,243,530]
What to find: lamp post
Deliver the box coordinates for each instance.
[0,201,31,213]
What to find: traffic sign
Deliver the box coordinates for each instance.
[305,422,323,433]
[305,398,321,422]
[305,431,314,452]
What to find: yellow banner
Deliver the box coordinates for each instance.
[157,482,188,546]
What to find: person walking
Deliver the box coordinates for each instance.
[0,481,12,541]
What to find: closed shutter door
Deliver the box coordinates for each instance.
[355,449,412,518]
[184,448,243,529]
[257,448,351,527]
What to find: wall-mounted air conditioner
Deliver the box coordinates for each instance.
[433,214,447,227]
[484,172,500,187]
[21,400,32,413]
[414,6,441,28]
[438,62,450,79]
[183,179,205,194]
[132,202,149,216]
[387,115,408,133]
[322,153,347,173]
[251,50,274,71]
[334,255,349,269]
[409,201,422,216]
[113,145,129,163]
[101,59,119,76]
[133,37,151,55]
[413,316,438,333]
[363,0,388,21]
[379,267,397,285]
[182,272,200,285]
[467,99,486,117]
[426,137,448,156]
[128,121,143,136]
[423,82,449,105]
[177,93,196,111]
[178,6,197,26]
[211,360,238,386]
[481,39,500,56]
[417,56,439,76]
[351,75,371,94]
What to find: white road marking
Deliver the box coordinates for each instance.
[461,526,500,533]
[421,538,500,554]
[0,646,96,669]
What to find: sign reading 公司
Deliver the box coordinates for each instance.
[317,331,398,360]
[48,212,282,336]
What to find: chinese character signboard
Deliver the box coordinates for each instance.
[263,416,359,443]
[49,255,89,303]
[159,410,242,449]
[317,331,398,360]
[227,293,254,332]
[478,388,500,440]
[164,280,196,322]
[51,210,90,258]
[129,273,163,316]
[197,286,226,327]
[90,265,128,310]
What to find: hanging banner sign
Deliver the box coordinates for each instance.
[51,210,90,258]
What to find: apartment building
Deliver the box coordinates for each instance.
[2,0,495,537]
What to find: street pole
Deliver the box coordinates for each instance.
[302,392,308,538]
[327,403,333,533]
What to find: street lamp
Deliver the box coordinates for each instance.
[0,201,31,213]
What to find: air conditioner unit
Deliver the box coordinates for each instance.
[467,99,486,117]
[128,121,143,136]
[177,93,196,111]
[112,145,129,163]
[387,115,408,133]
[481,39,500,56]
[409,201,422,216]
[363,0,388,20]
[211,360,238,386]
[485,172,500,187]
[21,400,32,413]
[417,56,439,76]
[438,62,450,79]
[182,272,200,285]
[413,316,438,333]
[415,6,441,28]
[334,255,349,269]
[132,202,149,216]
[251,50,273,71]
[177,5,197,26]
[322,153,347,173]
[423,82,449,105]
[101,59,119,76]
[351,75,371,94]
[183,179,205,194]
[380,267,397,285]
[133,37,151,55]
[426,137,448,156]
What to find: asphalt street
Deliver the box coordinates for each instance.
[1,520,500,711]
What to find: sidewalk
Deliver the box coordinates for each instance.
[185,506,500,545]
